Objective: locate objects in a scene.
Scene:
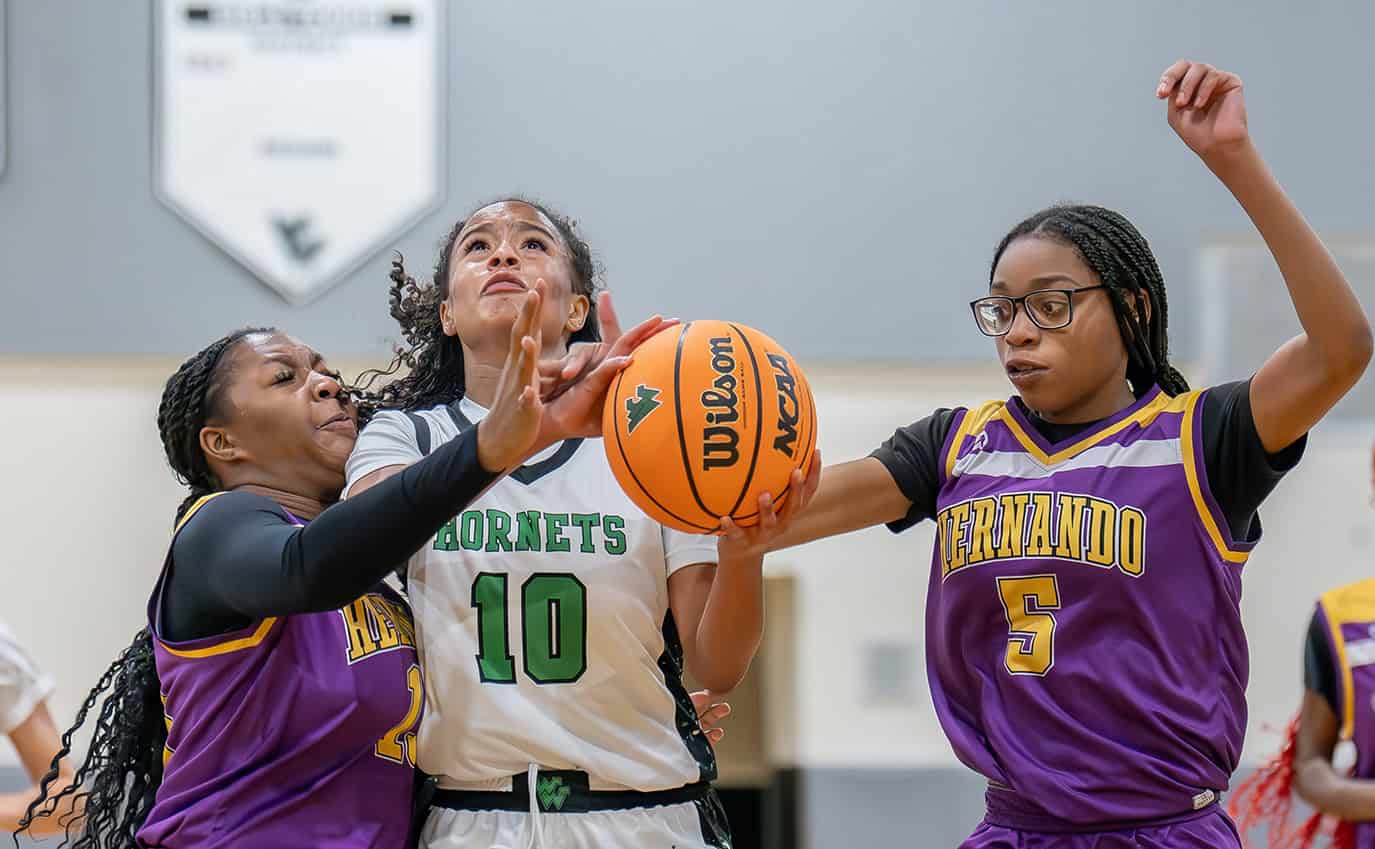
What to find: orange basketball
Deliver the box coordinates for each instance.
[603,320,817,534]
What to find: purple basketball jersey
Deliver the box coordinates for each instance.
[137,495,421,849]
[1315,580,1375,849]
[929,386,1251,829]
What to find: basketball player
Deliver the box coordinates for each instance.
[19,285,657,848]
[1228,444,1375,849]
[0,620,76,836]
[762,60,1372,846]
[346,197,818,849]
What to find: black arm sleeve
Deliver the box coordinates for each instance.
[1304,608,1339,716]
[869,409,960,533]
[1199,379,1307,544]
[163,426,497,640]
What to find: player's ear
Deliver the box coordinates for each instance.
[200,425,247,466]
[565,293,590,334]
[1134,289,1152,325]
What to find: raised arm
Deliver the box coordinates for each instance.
[1158,61,1372,453]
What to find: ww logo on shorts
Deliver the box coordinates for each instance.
[625,385,663,434]
[537,776,572,812]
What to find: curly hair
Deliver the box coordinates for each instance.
[990,203,1189,397]
[353,197,600,416]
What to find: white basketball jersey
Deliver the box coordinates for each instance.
[345,397,720,792]
[0,620,54,734]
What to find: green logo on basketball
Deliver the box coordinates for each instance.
[625,385,662,434]
[536,776,572,812]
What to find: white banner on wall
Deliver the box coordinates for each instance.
[155,0,444,304]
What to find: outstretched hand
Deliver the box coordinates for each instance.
[717,451,823,560]
[1157,60,1250,162]
[536,291,679,441]
[475,281,547,472]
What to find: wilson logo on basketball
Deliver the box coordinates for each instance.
[701,336,741,470]
[602,319,816,534]
[624,385,662,434]
[767,353,800,458]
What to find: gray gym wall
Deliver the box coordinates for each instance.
[2,1,1373,365]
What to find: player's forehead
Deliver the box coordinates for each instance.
[990,237,1096,294]
[238,332,324,368]
[458,201,560,242]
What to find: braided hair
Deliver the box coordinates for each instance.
[353,197,600,416]
[16,328,273,848]
[990,204,1189,397]
[157,327,274,520]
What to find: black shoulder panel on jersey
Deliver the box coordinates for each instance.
[405,411,432,456]
[445,400,584,485]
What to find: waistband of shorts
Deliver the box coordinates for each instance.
[431,770,712,814]
[983,783,1223,833]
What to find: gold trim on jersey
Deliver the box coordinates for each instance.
[160,617,279,659]
[944,401,1005,480]
[161,492,279,659]
[1179,391,1249,564]
[1317,580,1375,740]
[997,390,1191,467]
[174,492,228,533]
[161,693,175,767]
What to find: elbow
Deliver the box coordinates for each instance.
[696,671,746,696]
[693,658,752,695]
[1304,323,1373,399]
[1327,321,1374,387]
[1292,757,1360,821]
[1350,321,1374,375]
[1291,761,1320,809]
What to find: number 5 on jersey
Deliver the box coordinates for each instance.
[473,572,587,684]
[996,575,1061,676]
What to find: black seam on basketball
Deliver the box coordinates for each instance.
[732,368,816,522]
[674,322,717,521]
[726,324,765,518]
[613,345,718,533]
[730,479,792,522]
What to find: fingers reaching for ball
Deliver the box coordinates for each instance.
[603,321,818,536]
[537,292,680,404]
[718,451,822,558]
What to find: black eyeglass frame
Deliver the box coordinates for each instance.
[968,284,1109,337]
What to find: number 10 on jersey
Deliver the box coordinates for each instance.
[472,573,588,684]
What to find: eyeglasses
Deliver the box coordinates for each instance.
[969,285,1108,337]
